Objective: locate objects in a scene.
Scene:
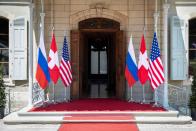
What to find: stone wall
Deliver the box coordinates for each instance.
[33,0,164,102]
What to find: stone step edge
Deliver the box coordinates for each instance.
[4,117,192,125]
[18,111,179,117]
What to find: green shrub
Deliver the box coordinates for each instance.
[189,70,196,108]
[0,66,5,108]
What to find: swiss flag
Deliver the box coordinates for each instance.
[48,33,60,84]
[138,34,149,85]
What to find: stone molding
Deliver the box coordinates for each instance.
[70,9,128,30]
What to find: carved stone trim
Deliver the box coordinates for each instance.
[79,18,120,30]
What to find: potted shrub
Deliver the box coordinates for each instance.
[189,70,196,120]
[0,66,6,119]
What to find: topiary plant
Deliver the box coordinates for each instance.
[0,66,6,108]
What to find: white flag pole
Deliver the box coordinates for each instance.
[153,0,159,107]
[130,87,133,101]
[53,83,55,103]
[64,86,68,102]
[128,86,133,102]
[142,85,146,104]
[154,88,158,106]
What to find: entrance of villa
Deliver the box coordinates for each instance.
[70,18,126,100]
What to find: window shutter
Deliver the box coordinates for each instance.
[10,17,27,80]
[170,16,188,80]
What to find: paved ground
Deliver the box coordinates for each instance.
[0,119,60,131]
[1,119,196,131]
[137,121,196,131]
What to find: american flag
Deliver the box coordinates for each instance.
[59,36,72,87]
[148,32,164,90]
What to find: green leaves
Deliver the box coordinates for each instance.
[0,66,5,108]
[189,70,196,108]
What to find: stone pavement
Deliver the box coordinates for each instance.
[1,119,196,131]
[0,119,60,131]
[137,121,196,131]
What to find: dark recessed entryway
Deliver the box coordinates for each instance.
[82,32,116,98]
[71,18,126,100]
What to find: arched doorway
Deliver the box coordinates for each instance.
[71,18,126,100]
[0,17,9,77]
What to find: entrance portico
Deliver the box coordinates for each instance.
[1,0,194,125]
[26,0,170,109]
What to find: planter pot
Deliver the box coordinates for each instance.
[0,107,4,119]
[191,108,196,121]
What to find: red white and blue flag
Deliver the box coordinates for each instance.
[148,32,164,90]
[125,36,138,87]
[36,31,50,89]
[48,33,60,84]
[138,34,149,85]
[59,36,72,87]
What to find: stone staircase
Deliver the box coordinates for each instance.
[3,107,192,124]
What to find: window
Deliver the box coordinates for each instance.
[189,18,196,75]
[0,17,9,78]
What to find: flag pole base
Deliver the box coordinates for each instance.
[64,98,69,103]
[128,98,134,103]
[51,100,57,104]
[153,102,160,107]
[140,101,146,104]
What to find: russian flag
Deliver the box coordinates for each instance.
[125,36,138,87]
[36,31,50,89]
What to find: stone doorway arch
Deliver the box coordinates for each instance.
[70,8,128,30]
[70,16,126,100]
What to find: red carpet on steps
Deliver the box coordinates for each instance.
[58,114,139,131]
[30,98,165,111]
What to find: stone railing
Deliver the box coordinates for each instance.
[32,83,45,106]
[4,88,11,115]
[4,85,28,115]
[168,84,190,115]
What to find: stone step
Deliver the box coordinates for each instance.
[18,110,179,117]
[3,112,192,125]
[17,106,179,118]
[3,107,192,125]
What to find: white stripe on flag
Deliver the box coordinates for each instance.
[62,59,72,81]
[151,61,164,84]
[59,69,69,86]
[149,64,159,86]
[59,58,72,86]
[60,62,71,84]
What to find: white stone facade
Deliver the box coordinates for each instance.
[0,0,195,109]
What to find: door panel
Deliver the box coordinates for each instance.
[115,31,126,99]
[70,30,80,99]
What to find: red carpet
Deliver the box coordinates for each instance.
[58,114,139,131]
[30,98,165,112]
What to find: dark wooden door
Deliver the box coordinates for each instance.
[70,30,80,99]
[71,30,126,99]
[115,30,126,99]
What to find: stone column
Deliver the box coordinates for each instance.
[162,3,170,108]
[28,3,34,107]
